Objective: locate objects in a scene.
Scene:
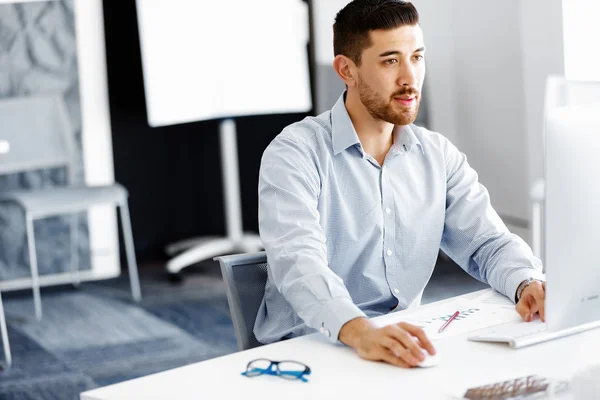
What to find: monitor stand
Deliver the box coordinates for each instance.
[165,119,263,278]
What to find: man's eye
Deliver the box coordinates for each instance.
[384,59,398,65]
[414,55,424,61]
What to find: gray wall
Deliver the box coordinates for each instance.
[0,0,90,280]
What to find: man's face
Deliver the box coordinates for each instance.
[355,24,425,126]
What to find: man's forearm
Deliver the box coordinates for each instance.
[338,317,374,348]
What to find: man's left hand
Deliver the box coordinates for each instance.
[516,280,546,322]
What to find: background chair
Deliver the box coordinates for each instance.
[0,95,141,321]
[531,76,600,265]
[0,291,10,369]
[214,251,268,351]
[0,141,12,369]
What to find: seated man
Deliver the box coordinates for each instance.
[255,0,545,368]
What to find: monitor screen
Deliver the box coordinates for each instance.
[136,0,312,127]
[545,101,600,330]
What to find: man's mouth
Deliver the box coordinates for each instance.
[393,96,416,106]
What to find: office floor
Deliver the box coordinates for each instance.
[0,256,488,400]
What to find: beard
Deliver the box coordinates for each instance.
[357,75,421,126]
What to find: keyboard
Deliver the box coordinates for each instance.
[468,319,600,349]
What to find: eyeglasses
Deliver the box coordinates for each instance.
[241,358,311,382]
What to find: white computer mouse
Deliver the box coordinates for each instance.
[416,350,439,368]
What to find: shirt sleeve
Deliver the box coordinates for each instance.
[258,133,366,343]
[439,138,545,303]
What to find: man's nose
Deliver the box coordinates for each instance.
[397,63,418,87]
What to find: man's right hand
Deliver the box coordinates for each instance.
[338,317,436,368]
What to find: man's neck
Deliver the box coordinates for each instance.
[345,90,395,166]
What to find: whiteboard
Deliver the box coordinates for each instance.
[136,0,312,127]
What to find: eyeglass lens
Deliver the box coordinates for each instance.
[276,361,308,380]
[246,359,272,377]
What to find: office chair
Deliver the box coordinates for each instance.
[0,142,11,368]
[0,292,10,369]
[214,251,268,351]
[0,95,142,321]
[532,76,600,264]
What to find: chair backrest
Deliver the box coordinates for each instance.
[0,95,76,179]
[214,251,268,351]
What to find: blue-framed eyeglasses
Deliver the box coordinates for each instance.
[241,358,311,382]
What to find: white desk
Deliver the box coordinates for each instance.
[0,140,8,154]
[81,289,600,399]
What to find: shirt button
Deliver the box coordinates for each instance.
[385,207,391,214]
[386,249,392,256]
[325,329,331,338]
[394,288,400,294]
[320,327,325,334]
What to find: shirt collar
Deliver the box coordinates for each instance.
[331,92,361,156]
[331,92,425,156]
[392,124,425,156]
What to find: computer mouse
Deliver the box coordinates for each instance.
[416,351,439,368]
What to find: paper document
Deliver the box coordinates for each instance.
[374,291,522,340]
[472,289,516,307]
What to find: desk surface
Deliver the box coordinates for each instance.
[81,289,599,399]
[0,140,8,154]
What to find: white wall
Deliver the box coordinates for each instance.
[519,0,565,215]
[448,1,527,222]
[313,0,347,66]
[562,0,600,81]
[312,0,350,114]
[420,0,564,228]
[412,0,460,145]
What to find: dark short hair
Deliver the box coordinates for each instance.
[333,0,419,66]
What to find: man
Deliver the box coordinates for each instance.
[255,0,546,368]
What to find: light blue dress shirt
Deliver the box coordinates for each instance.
[255,92,544,344]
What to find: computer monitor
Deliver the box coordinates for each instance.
[468,103,600,348]
[545,101,600,332]
[532,76,600,263]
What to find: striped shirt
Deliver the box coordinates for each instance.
[255,92,544,344]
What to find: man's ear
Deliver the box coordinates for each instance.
[333,55,357,88]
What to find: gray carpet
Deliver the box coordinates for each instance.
[0,262,238,399]
[0,257,488,399]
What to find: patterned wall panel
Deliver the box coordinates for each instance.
[0,0,91,280]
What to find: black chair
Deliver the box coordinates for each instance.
[214,251,268,351]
